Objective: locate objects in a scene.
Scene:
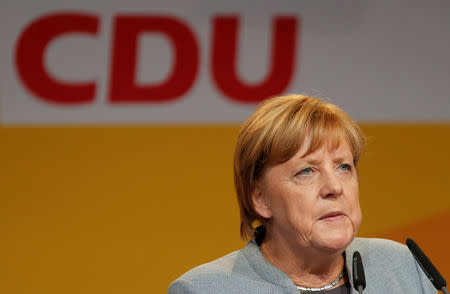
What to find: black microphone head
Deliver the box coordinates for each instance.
[406,238,447,290]
[352,251,366,291]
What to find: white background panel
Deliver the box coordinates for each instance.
[1,0,449,124]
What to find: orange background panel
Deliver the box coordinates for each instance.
[0,124,449,293]
[381,209,450,283]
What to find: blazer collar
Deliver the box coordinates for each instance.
[242,240,298,289]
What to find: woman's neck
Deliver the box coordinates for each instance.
[259,230,346,288]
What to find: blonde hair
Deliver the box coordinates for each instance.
[233,94,365,240]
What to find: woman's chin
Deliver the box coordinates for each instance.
[311,230,355,253]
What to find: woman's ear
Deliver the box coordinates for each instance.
[251,183,272,219]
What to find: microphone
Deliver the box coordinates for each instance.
[406,238,448,294]
[352,251,366,294]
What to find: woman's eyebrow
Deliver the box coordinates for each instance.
[296,158,320,165]
[333,155,353,163]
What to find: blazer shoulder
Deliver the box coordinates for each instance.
[168,250,240,293]
[348,237,436,293]
[347,238,417,279]
[350,237,411,260]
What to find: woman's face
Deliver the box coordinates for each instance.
[253,139,362,253]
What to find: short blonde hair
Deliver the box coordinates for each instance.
[233,94,365,240]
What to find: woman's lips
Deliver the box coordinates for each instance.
[319,211,345,222]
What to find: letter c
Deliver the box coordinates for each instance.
[15,12,99,104]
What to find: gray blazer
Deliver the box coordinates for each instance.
[168,238,436,293]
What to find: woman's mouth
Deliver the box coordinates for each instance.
[320,211,345,222]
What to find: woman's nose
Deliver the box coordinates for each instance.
[319,170,343,199]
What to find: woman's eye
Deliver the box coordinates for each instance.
[296,167,313,176]
[338,163,352,172]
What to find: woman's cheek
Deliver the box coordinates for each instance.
[352,207,362,232]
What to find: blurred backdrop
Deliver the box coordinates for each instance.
[1,1,449,293]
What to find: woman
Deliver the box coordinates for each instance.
[168,95,435,293]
